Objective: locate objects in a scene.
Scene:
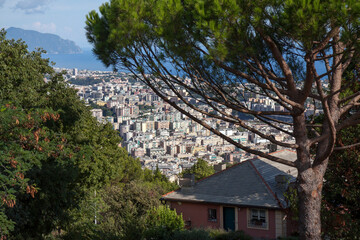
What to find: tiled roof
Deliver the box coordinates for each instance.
[162,149,297,209]
[252,149,297,206]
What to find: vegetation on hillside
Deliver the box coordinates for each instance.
[0,29,176,239]
[181,158,215,181]
[1,28,250,240]
[69,77,103,86]
[89,102,116,117]
[322,125,360,239]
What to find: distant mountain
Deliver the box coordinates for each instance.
[6,27,82,54]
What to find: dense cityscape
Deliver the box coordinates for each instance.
[56,68,323,182]
[2,1,359,238]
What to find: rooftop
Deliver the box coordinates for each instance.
[162,149,297,209]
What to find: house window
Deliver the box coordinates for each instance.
[208,208,217,222]
[248,209,268,229]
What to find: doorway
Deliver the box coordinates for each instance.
[223,207,235,231]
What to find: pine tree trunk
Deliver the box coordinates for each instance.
[297,167,324,240]
[293,113,327,240]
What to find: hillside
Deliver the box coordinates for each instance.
[6,27,82,54]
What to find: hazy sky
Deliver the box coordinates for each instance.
[0,0,107,48]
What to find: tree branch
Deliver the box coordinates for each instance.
[257,29,297,93]
[334,142,360,151]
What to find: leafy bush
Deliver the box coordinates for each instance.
[144,205,184,240]
[172,229,212,240]
[181,159,215,181]
[211,229,252,240]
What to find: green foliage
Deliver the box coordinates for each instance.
[284,183,299,221]
[0,102,93,239]
[0,28,77,238]
[85,0,360,81]
[211,229,252,240]
[144,205,184,240]
[60,191,118,240]
[0,206,15,237]
[63,169,177,240]
[69,77,102,86]
[89,102,116,117]
[172,229,212,240]
[71,120,136,189]
[138,104,155,112]
[322,125,360,239]
[0,29,54,109]
[182,158,215,181]
[0,27,180,240]
[0,28,149,239]
[142,167,178,193]
[103,182,160,239]
[0,103,69,237]
[64,181,160,240]
[151,228,253,240]
[308,61,360,239]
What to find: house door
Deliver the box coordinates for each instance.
[223,207,235,231]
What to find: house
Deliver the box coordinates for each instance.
[161,149,298,239]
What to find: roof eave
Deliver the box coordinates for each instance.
[161,197,283,210]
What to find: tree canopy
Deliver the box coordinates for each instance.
[181,158,215,181]
[0,29,169,239]
[86,1,360,239]
[322,125,360,239]
[0,104,61,237]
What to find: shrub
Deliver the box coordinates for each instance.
[210,229,252,240]
[144,205,184,240]
[172,229,212,240]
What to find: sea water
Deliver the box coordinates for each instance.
[44,49,111,71]
[44,49,327,78]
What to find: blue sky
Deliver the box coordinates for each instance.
[0,0,107,48]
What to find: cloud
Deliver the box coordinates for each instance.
[31,22,56,33]
[14,0,51,14]
[0,0,6,8]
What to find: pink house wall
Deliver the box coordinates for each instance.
[237,208,276,239]
[168,201,279,239]
[169,201,220,229]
